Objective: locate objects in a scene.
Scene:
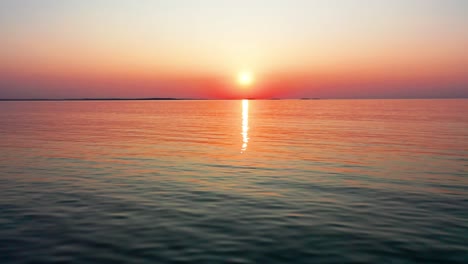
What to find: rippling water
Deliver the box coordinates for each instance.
[0,99,467,263]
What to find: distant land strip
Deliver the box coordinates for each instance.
[0,98,188,101]
[1,97,467,101]
[0,98,327,101]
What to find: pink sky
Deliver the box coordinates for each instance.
[0,0,467,99]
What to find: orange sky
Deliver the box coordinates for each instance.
[0,0,467,99]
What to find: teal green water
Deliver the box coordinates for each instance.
[0,99,467,263]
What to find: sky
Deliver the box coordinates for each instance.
[0,0,467,99]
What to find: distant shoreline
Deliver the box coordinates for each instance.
[0,98,302,101]
[0,97,465,101]
[0,98,187,101]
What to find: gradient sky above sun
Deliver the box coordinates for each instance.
[0,0,467,99]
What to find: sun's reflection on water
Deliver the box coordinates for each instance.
[241,99,249,153]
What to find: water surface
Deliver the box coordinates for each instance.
[0,99,467,263]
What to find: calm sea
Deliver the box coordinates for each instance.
[0,99,467,263]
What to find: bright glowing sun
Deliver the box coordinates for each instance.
[237,71,254,87]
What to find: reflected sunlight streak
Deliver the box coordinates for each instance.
[241,99,249,153]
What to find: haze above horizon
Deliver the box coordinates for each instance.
[1,0,467,99]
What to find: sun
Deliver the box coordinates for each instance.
[237,71,254,87]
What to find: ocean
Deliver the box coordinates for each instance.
[0,99,467,263]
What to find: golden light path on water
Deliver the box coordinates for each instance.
[241,99,249,153]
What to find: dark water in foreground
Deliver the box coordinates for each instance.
[0,99,467,263]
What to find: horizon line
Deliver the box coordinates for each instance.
[0,97,467,101]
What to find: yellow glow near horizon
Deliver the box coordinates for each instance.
[237,71,254,87]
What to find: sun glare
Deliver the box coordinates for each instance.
[237,71,254,87]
